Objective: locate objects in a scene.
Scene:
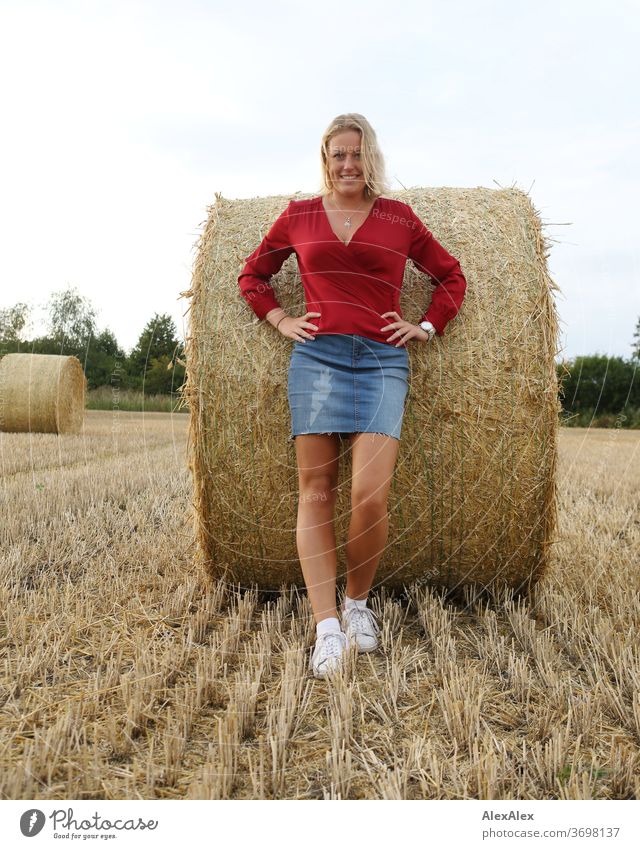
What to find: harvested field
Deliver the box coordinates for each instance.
[1,411,639,799]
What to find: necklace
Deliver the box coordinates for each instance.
[327,192,368,228]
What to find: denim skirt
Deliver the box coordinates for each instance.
[287,333,410,442]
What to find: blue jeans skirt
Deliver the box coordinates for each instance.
[287,333,410,442]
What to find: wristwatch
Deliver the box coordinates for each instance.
[419,320,436,341]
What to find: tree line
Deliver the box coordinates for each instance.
[1,288,639,426]
[0,287,185,395]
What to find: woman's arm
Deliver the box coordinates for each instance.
[406,207,467,336]
[238,202,295,321]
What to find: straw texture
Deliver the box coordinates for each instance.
[181,187,561,593]
[0,353,86,434]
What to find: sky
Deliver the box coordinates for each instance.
[0,0,638,361]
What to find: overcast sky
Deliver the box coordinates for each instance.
[1,0,638,360]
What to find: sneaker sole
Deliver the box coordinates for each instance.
[344,633,378,653]
[312,662,344,679]
[355,642,378,653]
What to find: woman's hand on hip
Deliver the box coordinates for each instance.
[278,312,321,343]
[380,312,430,347]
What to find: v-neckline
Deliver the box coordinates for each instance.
[319,195,379,247]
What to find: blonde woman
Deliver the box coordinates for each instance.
[238,114,466,678]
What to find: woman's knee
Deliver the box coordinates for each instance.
[298,473,338,505]
[350,484,389,515]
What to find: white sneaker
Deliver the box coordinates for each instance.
[310,630,348,678]
[342,605,380,652]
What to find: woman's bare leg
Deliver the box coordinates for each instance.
[294,433,341,623]
[345,433,401,600]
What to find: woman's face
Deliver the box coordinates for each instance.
[326,129,366,200]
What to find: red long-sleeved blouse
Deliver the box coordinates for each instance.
[237,195,466,345]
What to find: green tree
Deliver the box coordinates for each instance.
[144,355,173,394]
[126,313,185,393]
[85,328,127,389]
[45,286,97,349]
[558,355,638,414]
[632,316,640,363]
[0,302,31,343]
[93,327,123,358]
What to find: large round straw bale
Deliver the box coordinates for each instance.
[181,187,561,593]
[0,353,86,434]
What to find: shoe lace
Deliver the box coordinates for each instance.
[346,606,380,635]
[317,631,346,658]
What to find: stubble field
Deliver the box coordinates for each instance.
[1,411,639,799]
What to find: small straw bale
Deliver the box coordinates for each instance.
[181,187,562,594]
[0,353,86,434]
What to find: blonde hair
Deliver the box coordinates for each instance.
[319,113,391,201]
